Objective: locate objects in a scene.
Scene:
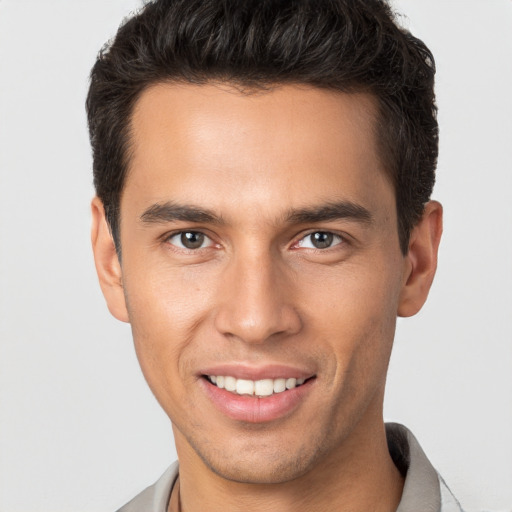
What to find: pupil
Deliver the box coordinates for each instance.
[181,232,204,249]
[312,232,333,249]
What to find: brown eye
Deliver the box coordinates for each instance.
[181,232,204,249]
[310,232,333,249]
[297,231,343,250]
[167,231,211,250]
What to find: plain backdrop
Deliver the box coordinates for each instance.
[0,1,511,511]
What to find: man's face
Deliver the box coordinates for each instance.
[113,83,410,483]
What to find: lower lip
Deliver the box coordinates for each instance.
[200,378,314,423]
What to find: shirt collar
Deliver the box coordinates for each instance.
[387,422,441,512]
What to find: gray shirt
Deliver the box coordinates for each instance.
[117,423,464,512]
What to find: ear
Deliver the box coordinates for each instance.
[91,197,129,323]
[398,201,443,317]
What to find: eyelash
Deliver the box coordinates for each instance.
[164,230,346,252]
[165,231,215,251]
[293,231,345,251]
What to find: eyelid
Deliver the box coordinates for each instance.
[292,230,347,250]
[160,228,349,252]
[164,229,216,250]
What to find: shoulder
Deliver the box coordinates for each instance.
[116,462,179,512]
[439,474,465,512]
[386,423,465,512]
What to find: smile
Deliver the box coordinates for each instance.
[206,375,307,397]
[202,372,315,423]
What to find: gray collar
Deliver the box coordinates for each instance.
[387,423,441,512]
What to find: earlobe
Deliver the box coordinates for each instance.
[398,201,443,317]
[91,197,130,323]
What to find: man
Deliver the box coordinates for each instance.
[87,0,461,510]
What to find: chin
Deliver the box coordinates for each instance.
[190,431,329,485]
[205,456,313,485]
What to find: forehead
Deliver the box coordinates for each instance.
[124,82,393,223]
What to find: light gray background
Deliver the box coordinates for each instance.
[0,1,511,511]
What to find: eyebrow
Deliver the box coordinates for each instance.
[140,202,224,225]
[286,201,373,225]
[139,200,373,226]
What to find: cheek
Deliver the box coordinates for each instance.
[308,274,400,431]
[122,265,217,402]
[125,260,216,333]
[301,258,402,373]
[301,255,402,325]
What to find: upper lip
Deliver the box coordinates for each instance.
[199,363,315,381]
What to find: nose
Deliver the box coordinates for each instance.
[214,250,302,344]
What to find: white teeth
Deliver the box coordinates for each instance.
[224,376,236,392]
[255,379,274,396]
[207,375,308,396]
[236,379,255,395]
[286,378,297,389]
[273,378,286,393]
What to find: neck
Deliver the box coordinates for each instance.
[172,414,404,512]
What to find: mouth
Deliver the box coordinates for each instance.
[204,375,310,397]
[201,373,316,423]
[199,365,316,422]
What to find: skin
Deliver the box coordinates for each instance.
[91,83,442,512]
